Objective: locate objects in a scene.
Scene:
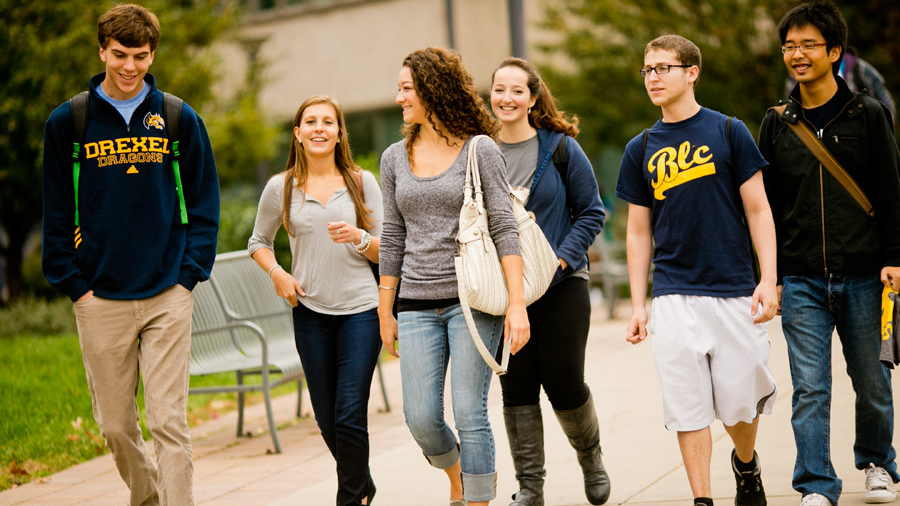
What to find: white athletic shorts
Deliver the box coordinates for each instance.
[649,294,777,431]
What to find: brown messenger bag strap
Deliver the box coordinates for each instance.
[770,104,874,217]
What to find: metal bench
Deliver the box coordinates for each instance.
[189,250,391,454]
[588,237,630,319]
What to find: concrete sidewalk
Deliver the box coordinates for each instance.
[3,305,900,506]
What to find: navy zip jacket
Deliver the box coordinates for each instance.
[529,129,606,286]
[42,73,219,301]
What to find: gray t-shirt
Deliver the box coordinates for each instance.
[247,170,383,315]
[499,135,539,189]
[498,135,590,281]
[379,136,520,300]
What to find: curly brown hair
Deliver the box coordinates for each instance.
[492,57,579,137]
[401,47,498,163]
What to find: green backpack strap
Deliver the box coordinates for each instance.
[163,93,187,225]
[69,92,90,228]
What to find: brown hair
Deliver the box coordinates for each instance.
[281,95,373,236]
[401,47,498,164]
[98,4,161,51]
[645,35,702,84]
[491,57,579,137]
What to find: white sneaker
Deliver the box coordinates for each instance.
[801,493,833,506]
[866,463,898,503]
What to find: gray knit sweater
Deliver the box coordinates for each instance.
[379,136,520,300]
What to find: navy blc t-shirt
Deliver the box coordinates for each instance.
[615,107,767,298]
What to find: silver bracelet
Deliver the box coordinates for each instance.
[378,286,396,291]
[268,264,283,277]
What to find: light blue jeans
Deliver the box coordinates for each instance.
[398,303,502,502]
[782,274,898,504]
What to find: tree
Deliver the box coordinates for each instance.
[0,0,267,302]
[538,0,789,162]
[538,0,900,164]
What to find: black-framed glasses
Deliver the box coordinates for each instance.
[781,43,827,54]
[639,64,693,78]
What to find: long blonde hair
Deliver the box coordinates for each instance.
[280,95,373,235]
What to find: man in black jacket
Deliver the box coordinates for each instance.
[758,3,900,506]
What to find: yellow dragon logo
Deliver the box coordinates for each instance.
[143,112,165,131]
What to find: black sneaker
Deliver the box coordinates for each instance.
[732,449,766,506]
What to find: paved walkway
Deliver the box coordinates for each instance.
[3,303,900,506]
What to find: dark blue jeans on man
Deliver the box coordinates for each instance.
[781,274,898,504]
[293,304,381,506]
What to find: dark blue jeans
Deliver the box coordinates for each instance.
[782,274,898,504]
[292,304,381,506]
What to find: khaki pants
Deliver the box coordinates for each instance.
[73,284,194,506]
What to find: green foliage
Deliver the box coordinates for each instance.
[218,188,292,268]
[0,333,297,490]
[538,0,900,164]
[539,0,788,160]
[0,297,77,338]
[207,92,278,188]
[355,151,382,182]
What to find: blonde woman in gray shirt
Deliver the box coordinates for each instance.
[378,47,530,506]
[248,95,382,506]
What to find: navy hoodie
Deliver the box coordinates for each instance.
[42,73,219,301]
[528,129,606,286]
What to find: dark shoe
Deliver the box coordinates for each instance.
[504,405,545,506]
[732,449,766,506]
[362,476,376,505]
[553,394,611,505]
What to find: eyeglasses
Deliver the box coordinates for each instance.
[639,64,693,78]
[781,43,827,54]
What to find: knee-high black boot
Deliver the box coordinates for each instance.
[553,394,611,505]
[503,405,545,506]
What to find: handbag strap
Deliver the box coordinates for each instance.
[770,104,874,217]
[466,135,490,206]
[455,256,510,375]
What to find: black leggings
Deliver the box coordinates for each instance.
[499,276,592,411]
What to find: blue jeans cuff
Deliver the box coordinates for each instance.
[424,443,459,470]
[461,471,497,502]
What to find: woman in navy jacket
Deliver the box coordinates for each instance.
[490,57,609,506]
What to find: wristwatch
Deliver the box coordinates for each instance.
[355,231,371,253]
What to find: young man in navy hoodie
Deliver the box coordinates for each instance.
[758,2,900,505]
[41,4,219,505]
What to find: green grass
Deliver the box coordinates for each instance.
[0,334,298,491]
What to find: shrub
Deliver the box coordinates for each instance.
[0,297,76,338]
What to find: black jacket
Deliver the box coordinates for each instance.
[759,77,900,279]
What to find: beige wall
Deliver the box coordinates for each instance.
[220,0,553,122]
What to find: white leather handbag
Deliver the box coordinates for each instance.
[454,135,560,375]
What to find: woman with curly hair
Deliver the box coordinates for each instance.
[378,47,530,506]
[490,58,609,506]
[248,95,382,506]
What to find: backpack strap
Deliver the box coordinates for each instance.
[552,137,568,184]
[639,128,650,170]
[726,116,732,148]
[69,92,90,228]
[162,92,188,225]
